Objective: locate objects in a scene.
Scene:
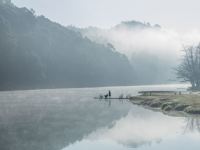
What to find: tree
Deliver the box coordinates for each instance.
[176,43,200,89]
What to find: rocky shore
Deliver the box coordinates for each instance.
[129,94,200,116]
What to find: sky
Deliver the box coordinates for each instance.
[12,0,200,31]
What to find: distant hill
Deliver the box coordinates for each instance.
[69,21,177,84]
[0,1,136,90]
[115,20,161,29]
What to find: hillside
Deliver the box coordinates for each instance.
[69,21,178,84]
[0,1,136,90]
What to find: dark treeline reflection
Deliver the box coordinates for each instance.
[185,117,200,132]
[0,88,199,150]
[0,1,135,90]
[0,90,130,150]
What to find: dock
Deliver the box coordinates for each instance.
[138,90,182,96]
[94,97,129,100]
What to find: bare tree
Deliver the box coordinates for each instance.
[184,117,200,133]
[176,43,200,90]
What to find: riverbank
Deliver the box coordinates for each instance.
[129,94,200,116]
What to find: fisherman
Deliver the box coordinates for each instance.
[108,90,111,98]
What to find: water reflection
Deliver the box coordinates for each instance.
[0,84,199,150]
[99,98,126,107]
[184,117,200,132]
[0,89,131,150]
[99,98,112,107]
[66,109,183,148]
[97,99,200,146]
[63,103,200,150]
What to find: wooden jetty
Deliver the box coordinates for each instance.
[138,90,182,96]
[94,97,129,100]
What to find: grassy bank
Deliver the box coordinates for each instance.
[129,94,200,116]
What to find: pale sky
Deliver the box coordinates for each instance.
[12,0,200,31]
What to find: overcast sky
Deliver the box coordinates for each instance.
[12,0,200,31]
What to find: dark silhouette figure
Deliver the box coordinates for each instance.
[108,90,111,98]
[104,94,109,99]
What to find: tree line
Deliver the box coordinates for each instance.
[176,43,200,90]
[0,2,135,90]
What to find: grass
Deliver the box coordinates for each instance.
[130,94,200,116]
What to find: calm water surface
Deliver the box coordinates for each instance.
[0,84,199,150]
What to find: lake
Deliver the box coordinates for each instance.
[0,84,199,150]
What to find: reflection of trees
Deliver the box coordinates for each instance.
[184,117,200,133]
[0,92,131,150]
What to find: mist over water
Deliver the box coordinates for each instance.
[1,84,199,150]
[1,1,200,150]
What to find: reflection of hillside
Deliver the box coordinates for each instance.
[81,109,183,149]
[0,90,130,150]
[184,117,200,132]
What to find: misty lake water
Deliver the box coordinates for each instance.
[0,84,199,150]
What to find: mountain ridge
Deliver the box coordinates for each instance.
[0,1,136,90]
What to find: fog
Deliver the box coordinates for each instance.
[10,0,200,85]
[12,0,200,30]
[11,0,200,65]
[79,24,200,63]
[71,22,200,83]
[1,0,200,86]
[1,1,200,150]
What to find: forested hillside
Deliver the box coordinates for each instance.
[0,1,135,90]
[69,21,177,84]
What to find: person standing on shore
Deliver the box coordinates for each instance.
[108,90,111,98]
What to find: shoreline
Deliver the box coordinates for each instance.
[129,94,200,117]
